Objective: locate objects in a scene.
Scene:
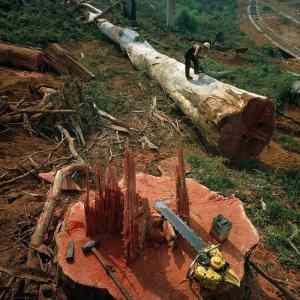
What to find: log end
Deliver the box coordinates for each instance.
[219,98,275,160]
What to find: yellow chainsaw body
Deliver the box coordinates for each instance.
[188,244,240,290]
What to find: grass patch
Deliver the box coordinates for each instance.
[0,0,99,46]
[278,170,300,206]
[277,134,300,154]
[188,154,300,269]
[187,155,236,194]
[202,58,296,109]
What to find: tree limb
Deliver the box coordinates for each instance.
[56,125,84,163]
[27,163,87,269]
[0,265,51,283]
[249,260,298,300]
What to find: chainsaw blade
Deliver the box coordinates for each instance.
[154,200,205,252]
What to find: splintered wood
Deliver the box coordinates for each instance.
[83,150,145,262]
[84,164,123,237]
[104,164,123,232]
[123,149,145,263]
[176,149,190,223]
[84,167,93,237]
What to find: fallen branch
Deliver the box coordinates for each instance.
[71,118,86,146]
[93,102,130,129]
[0,265,51,283]
[105,124,129,133]
[4,109,75,116]
[0,276,14,300]
[44,43,95,81]
[0,168,36,188]
[150,96,181,135]
[249,260,298,300]
[0,109,75,124]
[287,223,300,257]
[0,153,72,189]
[277,111,300,127]
[56,125,84,163]
[140,136,159,151]
[27,163,87,269]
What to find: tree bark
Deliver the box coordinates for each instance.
[78,3,275,160]
[0,43,45,71]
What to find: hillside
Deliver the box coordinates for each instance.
[0,0,300,299]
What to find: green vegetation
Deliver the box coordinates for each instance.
[280,15,291,25]
[187,156,236,193]
[175,0,243,47]
[0,0,99,46]
[261,5,274,13]
[187,154,300,269]
[277,134,300,153]
[204,57,295,109]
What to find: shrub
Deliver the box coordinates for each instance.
[176,8,199,33]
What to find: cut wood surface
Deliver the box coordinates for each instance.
[0,43,45,71]
[75,3,275,160]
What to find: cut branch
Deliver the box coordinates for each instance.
[27,163,87,269]
[0,265,51,283]
[56,125,84,163]
[249,261,298,300]
[0,168,36,188]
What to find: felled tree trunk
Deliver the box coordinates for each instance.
[0,43,46,71]
[79,4,275,160]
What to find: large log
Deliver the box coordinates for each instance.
[0,43,45,71]
[78,4,275,160]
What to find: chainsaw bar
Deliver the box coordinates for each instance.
[154,200,206,252]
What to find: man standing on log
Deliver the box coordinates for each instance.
[185,42,210,80]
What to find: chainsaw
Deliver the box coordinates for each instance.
[154,201,240,290]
